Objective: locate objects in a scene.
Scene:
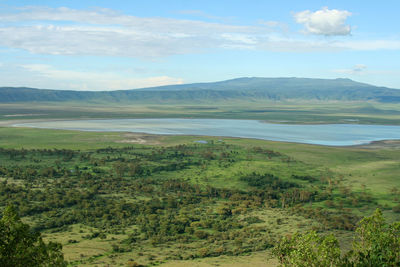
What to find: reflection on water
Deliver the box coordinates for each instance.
[14,118,400,146]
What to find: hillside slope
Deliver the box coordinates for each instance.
[1,77,400,103]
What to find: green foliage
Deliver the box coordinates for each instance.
[240,172,298,189]
[273,209,400,266]
[0,205,67,267]
[273,231,341,267]
[348,209,400,266]
[0,137,397,265]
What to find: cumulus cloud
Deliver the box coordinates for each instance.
[0,6,398,58]
[294,7,352,36]
[19,64,184,90]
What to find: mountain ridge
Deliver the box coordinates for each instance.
[1,77,400,103]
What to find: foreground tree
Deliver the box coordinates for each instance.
[273,209,400,266]
[0,205,67,267]
[347,208,400,266]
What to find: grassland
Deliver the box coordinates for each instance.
[1,122,399,266]
[1,100,400,125]
[1,100,400,266]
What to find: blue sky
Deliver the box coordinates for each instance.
[0,0,399,90]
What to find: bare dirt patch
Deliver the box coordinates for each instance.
[0,119,64,127]
[3,113,48,117]
[116,132,161,145]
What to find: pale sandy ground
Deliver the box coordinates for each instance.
[3,119,400,149]
[0,119,162,145]
[0,119,58,126]
[116,132,161,145]
[3,113,48,117]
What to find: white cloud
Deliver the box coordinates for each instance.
[352,64,367,72]
[294,7,352,36]
[333,64,400,79]
[333,64,368,75]
[332,40,400,50]
[0,7,256,58]
[221,33,257,45]
[256,35,400,52]
[260,21,280,27]
[0,6,398,58]
[258,20,289,33]
[19,64,184,90]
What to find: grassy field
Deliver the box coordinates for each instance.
[1,126,399,200]
[1,124,399,266]
[1,99,400,266]
[2,100,400,125]
[1,126,399,213]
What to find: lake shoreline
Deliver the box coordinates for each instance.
[3,115,400,126]
[9,118,400,147]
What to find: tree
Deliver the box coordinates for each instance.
[273,231,341,267]
[273,209,400,266]
[113,161,127,178]
[0,205,67,267]
[347,208,400,266]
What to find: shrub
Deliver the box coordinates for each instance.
[273,209,400,266]
[0,205,67,267]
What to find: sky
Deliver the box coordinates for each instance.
[0,0,400,91]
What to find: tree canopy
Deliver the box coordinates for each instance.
[0,205,67,267]
[273,209,400,266]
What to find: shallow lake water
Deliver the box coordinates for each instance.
[14,118,400,146]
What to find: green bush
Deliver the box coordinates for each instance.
[0,205,67,267]
[273,209,400,266]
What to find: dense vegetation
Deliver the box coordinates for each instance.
[1,139,394,266]
[1,77,400,103]
[2,77,400,266]
[0,205,67,266]
[273,209,400,266]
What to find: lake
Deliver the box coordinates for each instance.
[14,118,400,146]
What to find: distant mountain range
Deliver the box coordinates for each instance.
[1,77,400,103]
